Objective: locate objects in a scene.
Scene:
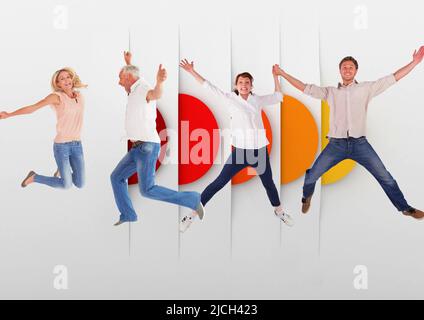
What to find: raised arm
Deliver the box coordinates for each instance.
[254,65,284,107]
[275,65,328,100]
[180,59,230,100]
[146,64,167,102]
[272,64,283,93]
[0,94,60,120]
[394,46,424,81]
[179,59,206,85]
[124,51,132,66]
[274,65,306,92]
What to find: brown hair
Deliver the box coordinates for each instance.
[339,56,359,70]
[233,72,254,95]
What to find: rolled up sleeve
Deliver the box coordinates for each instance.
[303,84,329,100]
[368,74,397,98]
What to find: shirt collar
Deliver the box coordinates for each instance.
[129,78,141,94]
[338,80,358,89]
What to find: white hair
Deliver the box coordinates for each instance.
[120,65,140,78]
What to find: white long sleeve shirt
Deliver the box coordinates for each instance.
[303,74,397,138]
[202,80,282,149]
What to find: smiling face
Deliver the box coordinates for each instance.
[339,60,358,84]
[235,76,253,96]
[56,71,73,91]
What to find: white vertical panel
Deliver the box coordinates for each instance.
[127,24,180,262]
[319,0,424,299]
[231,19,281,262]
[280,0,322,288]
[0,0,131,298]
[178,21,233,297]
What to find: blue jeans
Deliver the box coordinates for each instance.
[110,142,201,222]
[34,141,85,189]
[201,147,281,207]
[303,137,411,212]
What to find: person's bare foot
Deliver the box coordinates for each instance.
[21,171,36,188]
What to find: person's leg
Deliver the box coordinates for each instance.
[201,148,249,206]
[303,139,348,199]
[135,142,200,210]
[254,148,280,207]
[110,150,138,222]
[253,147,293,225]
[33,143,73,189]
[180,148,250,233]
[69,141,85,189]
[351,138,411,212]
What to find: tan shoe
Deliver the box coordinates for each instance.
[21,171,36,188]
[402,208,424,220]
[301,196,312,214]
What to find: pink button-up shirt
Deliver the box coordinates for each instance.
[303,74,397,138]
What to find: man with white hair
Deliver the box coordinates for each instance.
[111,52,204,226]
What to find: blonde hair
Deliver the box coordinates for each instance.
[51,67,87,92]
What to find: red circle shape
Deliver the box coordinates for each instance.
[178,94,220,185]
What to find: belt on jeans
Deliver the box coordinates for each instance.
[330,136,365,141]
[131,140,144,148]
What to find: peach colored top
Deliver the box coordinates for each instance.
[51,91,84,143]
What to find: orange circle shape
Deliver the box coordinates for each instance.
[281,95,319,184]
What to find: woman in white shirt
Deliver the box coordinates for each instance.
[179,59,293,232]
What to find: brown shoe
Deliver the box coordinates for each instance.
[402,208,424,220]
[301,196,312,214]
[21,171,36,188]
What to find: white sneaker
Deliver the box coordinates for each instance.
[180,215,194,233]
[195,202,205,220]
[275,210,294,227]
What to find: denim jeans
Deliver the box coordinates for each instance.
[201,147,281,207]
[34,141,85,189]
[303,136,411,212]
[110,142,201,222]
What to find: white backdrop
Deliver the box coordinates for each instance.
[0,0,423,299]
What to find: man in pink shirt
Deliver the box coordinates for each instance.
[275,46,424,219]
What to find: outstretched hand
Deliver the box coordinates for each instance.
[156,64,167,83]
[124,51,132,65]
[413,46,424,64]
[179,59,195,73]
[0,111,10,120]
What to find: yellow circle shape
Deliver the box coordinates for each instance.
[321,101,356,185]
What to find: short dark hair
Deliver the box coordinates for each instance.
[339,56,359,70]
[234,72,254,95]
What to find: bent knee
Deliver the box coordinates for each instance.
[110,170,120,183]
